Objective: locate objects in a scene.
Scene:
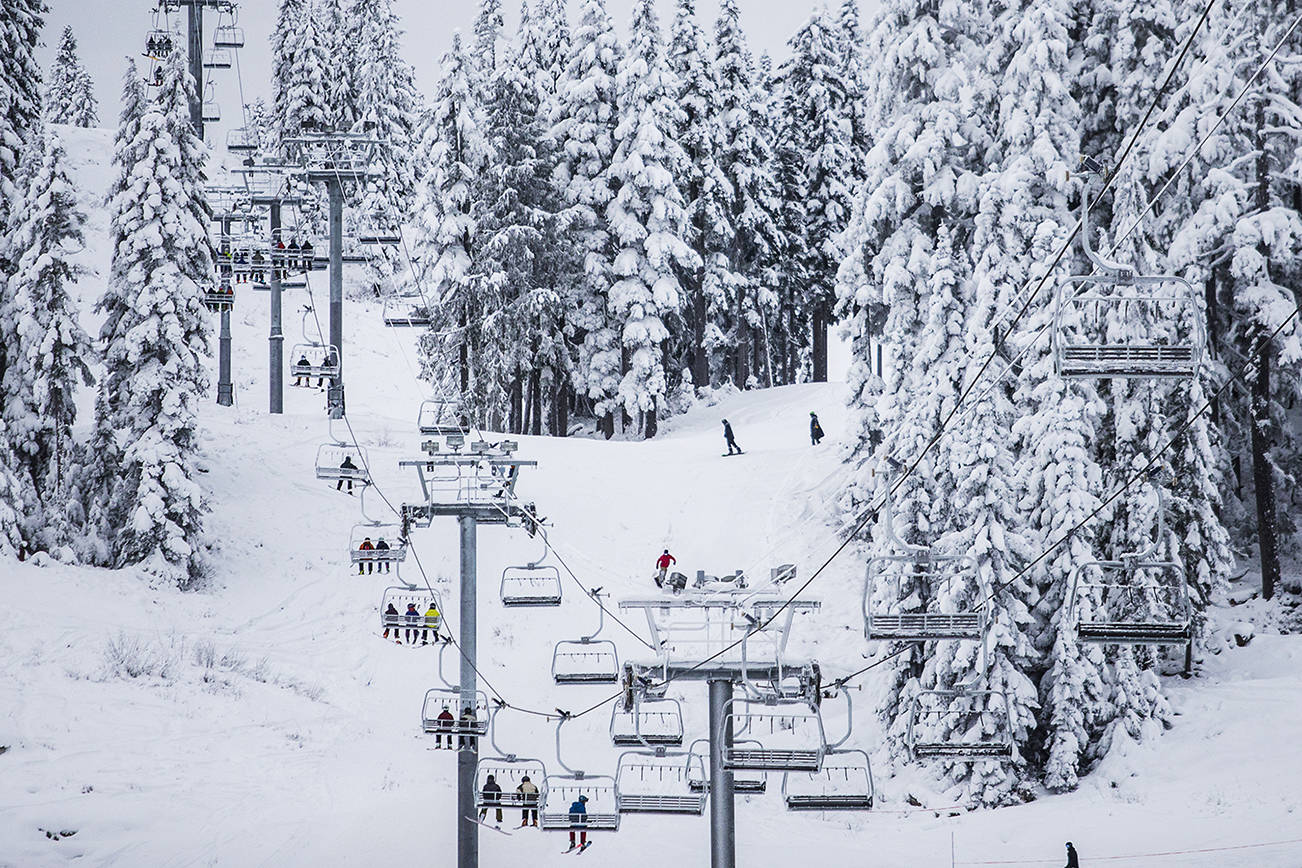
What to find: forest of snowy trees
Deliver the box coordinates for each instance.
[3,0,1302,810]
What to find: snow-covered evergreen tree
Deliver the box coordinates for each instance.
[538,0,572,100]
[607,0,696,438]
[551,0,621,436]
[93,48,213,588]
[271,0,328,146]
[835,0,869,185]
[321,0,356,130]
[1,123,94,544]
[0,0,45,246]
[474,0,505,75]
[44,26,99,128]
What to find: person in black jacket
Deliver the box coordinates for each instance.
[479,774,503,825]
[1064,842,1079,868]
[722,419,742,455]
[810,412,825,445]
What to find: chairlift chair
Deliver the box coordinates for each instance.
[350,523,408,569]
[226,128,257,153]
[552,589,620,684]
[418,398,467,436]
[202,48,233,69]
[421,688,490,738]
[609,697,685,747]
[687,739,767,794]
[200,284,235,312]
[721,697,827,772]
[290,342,340,381]
[477,758,549,813]
[380,586,441,635]
[501,563,563,607]
[382,297,432,327]
[1053,170,1204,380]
[864,493,984,642]
[144,29,174,59]
[201,100,221,123]
[540,717,620,832]
[906,689,1015,763]
[313,442,371,486]
[782,750,874,811]
[357,228,401,246]
[615,750,708,815]
[212,25,245,48]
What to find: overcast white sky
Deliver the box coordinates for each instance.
[36,1,865,148]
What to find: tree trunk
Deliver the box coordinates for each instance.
[812,307,828,382]
[509,371,523,435]
[557,381,570,437]
[529,369,542,436]
[1251,346,1280,600]
[692,271,708,388]
[644,397,658,439]
[620,346,631,431]
[735,286,750,388]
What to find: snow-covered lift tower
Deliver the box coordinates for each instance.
[618,590,821,868]
[398,440,543,868]
[157,0,236,139]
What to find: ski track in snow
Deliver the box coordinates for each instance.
[2,126,1301,867]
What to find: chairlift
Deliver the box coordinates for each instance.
[540,716,620,832]
[200,283,235,312]
[1067,489,1192,665]
[144,29,174,59]
[418,398,467,436]
[201,100,221,123]
[782,750,874,811]
[212,25,245,49]
[864,492,984,642]
[552,589,620,684]
[313,442,371,487]
[226,127,257,153]
[202,48,233,69]
[1053,168,1204,380]
[357,228,401,246]
[474,703,548,815]
[610,697,684,747]
[721,697,827,772]
[350,523,408,570]
[501,562,562,608]
[290,342,340,382]
[686,738,766,794]
[906,689,1014,763]
[379,585,441,638]
[615,749,707,815]
[383,297,432,328]
[421,688,490,740]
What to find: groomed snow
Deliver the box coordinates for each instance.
[2,126,1300,867]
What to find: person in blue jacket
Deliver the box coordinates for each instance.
[566,794,589,851]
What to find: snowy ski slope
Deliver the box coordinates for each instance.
[1,126,1301,867]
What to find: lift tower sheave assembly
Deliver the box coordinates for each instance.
[618,590,822,868]
[400,440,541,868]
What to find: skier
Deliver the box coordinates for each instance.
[318,349,337,388]
[810,412,825,445]
[294,354,311,386]
[459,706,478,749]
[375,537,391,573]
[479,774,503,826]
[403,602,421,643]
[434,706,455,749]
[565,794,589,852]
[250,249,265,284]
[382,602,400,640]
[301,239,314,268]
[722,419,742,455]
[423,602,441,644]
[655,549,676,588]
[338,455,358,493]
[358,536,374,574]
[1064,843,1079,868]
[517,775,540,827]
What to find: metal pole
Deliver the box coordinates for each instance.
[187,4,203,137]
[269,202,284,414]
[327,178,344,382]
[708,679,737,868]
[217,217,233,406]
[458,515,479,868]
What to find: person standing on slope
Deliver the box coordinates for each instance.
[810,412,825,445]
[1064,843,1079,868]
[722,419,742,455]
[655,550,676,588]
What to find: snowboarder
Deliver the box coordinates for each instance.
[655,549,676,588]
[338,455,358,492]
[722,419,742,455]
[479,774,503,825]
[458,706,478,749]
[423,602,441,644]
[434,706,455,749]
[810,412,825,445]
[1064,843,1079,868]
[517,775,540,827]
[565,794,589,852]
[358,536,374,574]
[382,602,400,640]
[375,537,391,573]
[404,603,421,643]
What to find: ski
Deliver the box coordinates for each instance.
[466,817,511,835]
[577,842,592,853]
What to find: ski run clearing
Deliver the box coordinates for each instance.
[0,125,1299,867]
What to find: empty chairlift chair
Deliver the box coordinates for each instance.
[314,442,371,488]
[615,750,708,815]
[864,493,984,642]
[212,25,245,49]
[609,697,685,747]
[382,296,432,327]
[722,697,827,772]
[417,398,467,436]
[782,750,874,811]
[500,562,563,607]
[1054,167,1204,380]
[687,739,767,794]
[906,689,1014,763]
[357,227,402,246]
[552,589,619,684]
[202,48,233,69]
[226,127,257,153]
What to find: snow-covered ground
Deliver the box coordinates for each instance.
[3,127,1302,868]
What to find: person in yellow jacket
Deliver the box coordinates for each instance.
[422,603,442,645]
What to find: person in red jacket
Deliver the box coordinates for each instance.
[655,549,676,588]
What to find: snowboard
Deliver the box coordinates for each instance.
[721,451,745,457]
[467,816,511,835]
